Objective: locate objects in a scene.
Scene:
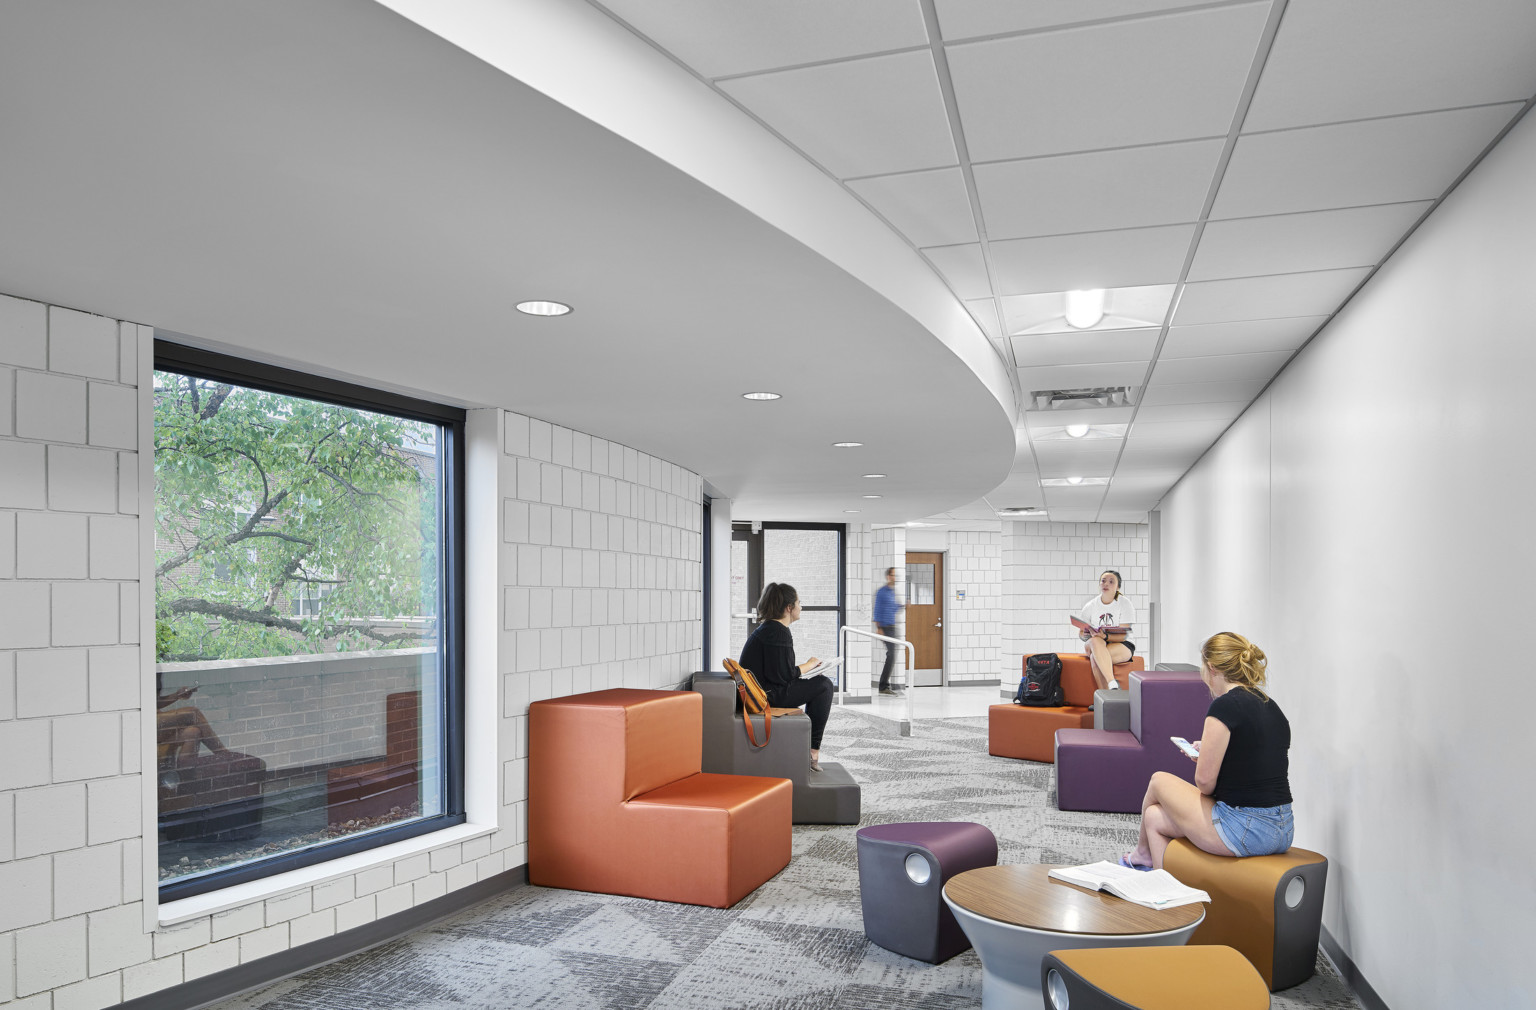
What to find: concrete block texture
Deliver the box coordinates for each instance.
[0,440,47,509]
[0,718,53,788]
[46,444,118,513]
[16,511,89,579]
[0,855,54,931]
[15,370,87,443]
[47,307,118,380]
[87,382,137,449]
[15,915,88,996]
[0,294,48,368]
[87,902,152,975]
[18,647,89,717]
[16,782,88,857]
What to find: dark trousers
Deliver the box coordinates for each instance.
[877,624,896,690]
[770,675,834,749]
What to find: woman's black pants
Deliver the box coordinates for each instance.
[770,675,834,749]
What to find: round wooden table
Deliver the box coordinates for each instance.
[943,864,1205,1010]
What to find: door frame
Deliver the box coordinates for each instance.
[904,548,946,687]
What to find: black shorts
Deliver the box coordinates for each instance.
[1122,641,1135,656]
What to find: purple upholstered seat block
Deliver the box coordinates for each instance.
[856,821,997,963]
[1054,669,1211,813]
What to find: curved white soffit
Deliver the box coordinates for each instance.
[376,0,1016,426]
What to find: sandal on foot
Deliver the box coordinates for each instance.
[1118,853,1153,872]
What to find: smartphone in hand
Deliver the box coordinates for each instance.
[1170,736,1200,760]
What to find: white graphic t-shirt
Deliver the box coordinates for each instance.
[1079,595,1135,639]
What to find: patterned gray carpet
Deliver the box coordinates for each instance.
[212,709,1362,1009]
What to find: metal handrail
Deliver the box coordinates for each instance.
[838,625,913,736]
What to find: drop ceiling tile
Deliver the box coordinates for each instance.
[974,140,1221,239]
[1128,418,1233,442]
[1189,202,1433,281]
[598,0,930,79]
[1159,317,1326,358]
[849,167,978,247]
[1115,444,1205,467]
[934,0,1212,41]
[1139,379,1266,405]
[1132,401,1247,423]
[1042,487,1114,505]
[991,225,1195,295]
[1106,472,1181,491]
[1011,328,1160,367]
[1243,0,1536,132]
[1018,360,1150,393]
[1003,285,1175,335]
[1033,442,1124,466]
[1174,268,1371,325]
[946,4,1269,162]
[1150,350,1292,384]
[923,244,991,300]
[720,50,956,178]
[1211,104,1522,219]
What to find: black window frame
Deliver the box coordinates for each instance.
[732,521,846,644]
[153,339,467,902]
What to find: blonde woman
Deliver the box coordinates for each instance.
[1079,570,1134,690]
[1122,632,1293,870]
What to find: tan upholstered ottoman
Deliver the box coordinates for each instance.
[1164,840,1328,990]
[1040,945,1270,1009]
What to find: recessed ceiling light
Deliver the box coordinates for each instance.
[843,509,860,513]
[1040,476,1110,487]
[862,473,886,479]
[1065,423,1090,438]
[1064,289,1106,329]
[862,494,882,499]
[832,441,863,448]
[741,391,781,400]
[1066,476,1084,485]
[516,300,572,316]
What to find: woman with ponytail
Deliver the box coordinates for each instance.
[1078,570,1135,691]
[1122,631,1294,869]
[738,583,835,771]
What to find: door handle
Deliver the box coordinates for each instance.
[935,622,942,628]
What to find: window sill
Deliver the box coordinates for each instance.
[156,821,497,927]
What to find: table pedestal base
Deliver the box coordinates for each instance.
[944,896,1204,1010]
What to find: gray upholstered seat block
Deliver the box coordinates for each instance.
[691,673,860,824]
[1093,688,1131,733]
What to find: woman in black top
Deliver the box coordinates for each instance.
[738,582,835,771]
[1122,632,1294,870]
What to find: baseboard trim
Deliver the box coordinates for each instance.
[1319,924,1391,1010]
[126,863,529,1010]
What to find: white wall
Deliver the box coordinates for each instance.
[0,294,704,1009]
[1157,110,1536,1009]
[946,531,1003,683]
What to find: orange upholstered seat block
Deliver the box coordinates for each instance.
[1042,945,1270,1009]
[1056,653,1144,706]
[989,704,1092,762]
[1164,839,1328,990]
[528,688,792,908]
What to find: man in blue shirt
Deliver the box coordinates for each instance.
[873,567,903,695]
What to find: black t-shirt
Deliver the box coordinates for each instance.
[738,620,799,697]
[1208,687,1292,808]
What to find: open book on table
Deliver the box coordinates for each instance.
[1069,615,1129,636]
[802,656,843,679]
[1048,861,1210,909]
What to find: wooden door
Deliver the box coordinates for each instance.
[905,551,944,686]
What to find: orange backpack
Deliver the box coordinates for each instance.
[722,657,773,748]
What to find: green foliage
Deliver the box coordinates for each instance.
[154,372,440,660]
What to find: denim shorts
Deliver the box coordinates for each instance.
[1211,801,1294,857]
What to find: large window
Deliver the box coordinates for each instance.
[153,342,464,900]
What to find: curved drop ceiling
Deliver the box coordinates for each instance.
[0,0,1020,522]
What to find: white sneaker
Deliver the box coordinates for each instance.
[1106,681,1119,690]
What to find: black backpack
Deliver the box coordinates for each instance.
[1015,653,1064,707]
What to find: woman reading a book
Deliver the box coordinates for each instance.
[1122,631,1293,870]
[738,582,835,772]
[1079,570,1135,690]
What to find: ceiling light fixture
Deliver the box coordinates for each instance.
[1065,423,1090,438]
[843,509,860,513]
[1063,289,1106,329]
[515,300,572,316]
[1066,476,1085,485]
[741,391,781,400]
[1040,476,1110,487]
[862,473,886,479]
[862,494,882,499]
[832,441,863,448]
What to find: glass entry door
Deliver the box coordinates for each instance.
[728,523,845,675]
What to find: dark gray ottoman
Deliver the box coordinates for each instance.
[856,821,998,963]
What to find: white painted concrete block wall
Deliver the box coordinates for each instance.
[0,291,704,1009]
[842,525,872,696]
[945,531,1002,682]
[1002,521,1150,678]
